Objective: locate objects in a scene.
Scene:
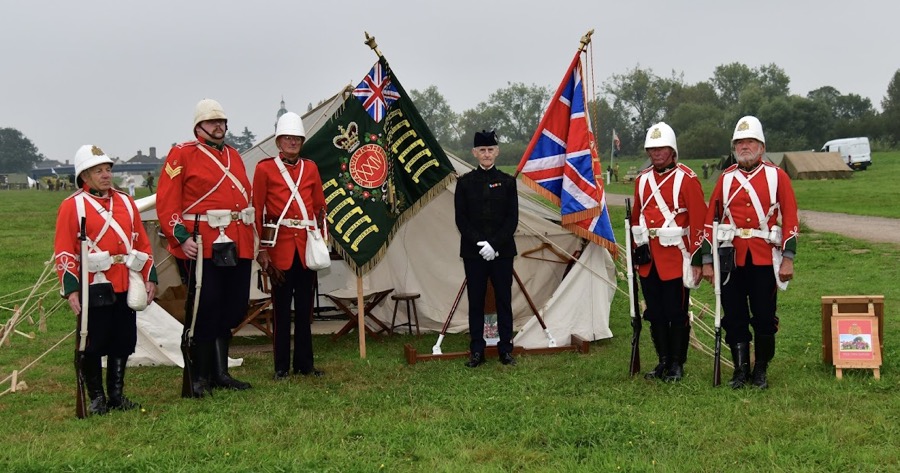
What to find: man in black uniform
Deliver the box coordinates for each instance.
[455,130,519,368]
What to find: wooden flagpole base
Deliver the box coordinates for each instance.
[403,334,591,365]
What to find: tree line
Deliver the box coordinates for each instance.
[410,63,900,165]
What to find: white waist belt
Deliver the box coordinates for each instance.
[648,228,688,238]
[279,219,315,229]
[735,228,769,239]
[183,210,251,225]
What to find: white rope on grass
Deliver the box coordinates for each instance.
[0,330,74,397]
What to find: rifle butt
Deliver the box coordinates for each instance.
[713,329,722,387]
[74,351,87,419]
[180,339,194,398]
[629,334,641,376]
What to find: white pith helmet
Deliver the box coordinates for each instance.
[275,112,306,140]
[644,122,678,158]
[193,98,227,127]
[74,145,114,185]
[732,115,765,145]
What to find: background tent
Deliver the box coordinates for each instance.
[780,151,851,180]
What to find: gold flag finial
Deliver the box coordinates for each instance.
[364,31,383,59]
[579,29,594,52]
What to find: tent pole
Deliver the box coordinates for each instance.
[357,276,366,359]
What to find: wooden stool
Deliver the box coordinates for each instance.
[390,293,421,336]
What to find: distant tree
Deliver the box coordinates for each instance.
[0,127,45,173]
[758,96,831,150]
[603,65,681,140]
[808,86,875,121]
[711,62,789,106]
[711,62,756,104]
[755,64,791,98]
[881,69,900,144]
[481,82,551,143]
[410,85,459,147]
[225,126,257,153]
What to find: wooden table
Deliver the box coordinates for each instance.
[325,288,394,341]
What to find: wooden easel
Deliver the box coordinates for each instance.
[822,295,883,380]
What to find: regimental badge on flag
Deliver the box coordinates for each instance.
[352,61,402,123]
[515,51,617,256]
[303,57,456,276]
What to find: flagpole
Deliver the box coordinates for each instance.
[610,129,615,177]
[357,275,366,359]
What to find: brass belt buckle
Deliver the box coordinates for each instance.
[112,254,126,264]
[739,228,753,238]
[648,228,658,238]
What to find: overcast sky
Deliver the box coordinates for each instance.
[2,0,897,163]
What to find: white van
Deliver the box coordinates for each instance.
[821,137,872,170]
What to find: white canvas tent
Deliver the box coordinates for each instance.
[134,88,616,363]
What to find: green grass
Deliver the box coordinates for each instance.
[1,187,900,471]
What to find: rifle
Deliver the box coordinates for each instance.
[180,215,202,398]
[75,217,88,419]
[712,201,723,387]
[625,198,642,376]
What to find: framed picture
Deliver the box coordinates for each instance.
[831,316,881,379]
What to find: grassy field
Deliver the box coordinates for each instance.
[1,179,899,471]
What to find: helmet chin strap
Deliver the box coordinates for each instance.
[197,122,228,141]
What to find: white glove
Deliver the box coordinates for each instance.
[477,241,496,261]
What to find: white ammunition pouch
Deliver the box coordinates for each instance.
[125,250,149,272]
[682,253,700,289]
[767,225,783,246]
[87,251,113,273]
[127,269,148,311]
[716,223,736,243]
[631,225,650,246]
[654,226,687,247]
[239,207,255,225]
[772,248,789,291]
[206,209,234,229]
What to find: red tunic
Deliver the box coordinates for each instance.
[630,163,707,281]
[252,156,326,270]
[156,140,255,259]
[54,187,156,296]
[704,161,799,266]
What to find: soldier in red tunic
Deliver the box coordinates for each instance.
[630,122,706,382]
[253,112,326,380]
[702,116,799,389]
[54,145,158,414]
[156,99,254,396]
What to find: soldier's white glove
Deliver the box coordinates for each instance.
[477,241,496,261]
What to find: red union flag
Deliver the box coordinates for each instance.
[352,61,401,123]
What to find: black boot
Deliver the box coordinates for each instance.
[83,354,108,415]
[665,323,691,382]
[751,335,775,389]
[189,342,214,398]
[106,356,140,411]
[728,342,751,389]
[645,324,670,380]
[211,337,251,390]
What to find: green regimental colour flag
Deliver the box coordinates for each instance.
[303,57,455,276]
